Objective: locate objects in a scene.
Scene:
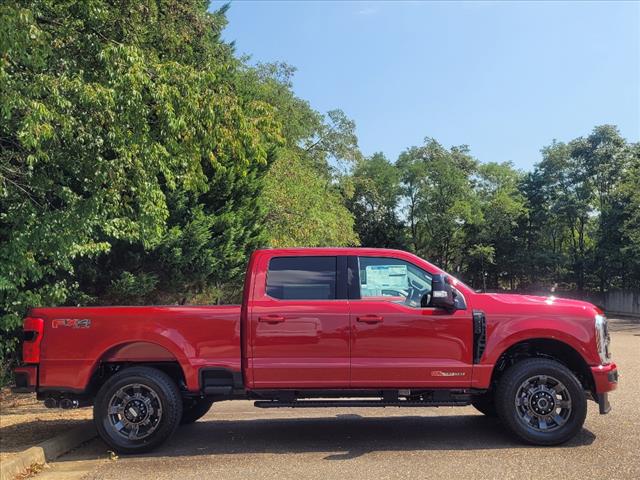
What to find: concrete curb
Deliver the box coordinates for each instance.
[0,422,96,480]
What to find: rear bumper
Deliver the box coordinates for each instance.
[591,363,618,414]
[12,365,37,393]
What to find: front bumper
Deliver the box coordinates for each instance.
[12,365,37,393]
[591,363,618,414]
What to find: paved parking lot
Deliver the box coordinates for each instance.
[34,319,639,480]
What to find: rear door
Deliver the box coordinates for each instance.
[248,254,350,388]
[349,255,474,388]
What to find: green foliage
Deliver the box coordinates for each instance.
[348,153,405,248]
[396,139,482,271]
[263,153,359,247]
[618,144,640,287]
[471,162,527,288]
[0,0,281,359]
[515,126,638,292]
[0,1,363,368]
[347,127,638,292]
[241,62,361,248]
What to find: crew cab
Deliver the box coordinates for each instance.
[13,248,618,452]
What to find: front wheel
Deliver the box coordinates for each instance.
[495,358,587,445]
[94,366,183,454]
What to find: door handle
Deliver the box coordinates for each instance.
[357,315,383,324]
[258,315,285,324]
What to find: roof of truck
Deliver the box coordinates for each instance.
[253,247,445,274]
[256,247,409,255]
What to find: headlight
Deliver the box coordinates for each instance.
[594,314,611,364]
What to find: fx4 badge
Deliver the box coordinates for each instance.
[431,371,465,377]
[52,318,91,329]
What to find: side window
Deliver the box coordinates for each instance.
[266,256,337,300]
[358,257,432,308]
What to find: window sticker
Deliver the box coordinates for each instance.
[364,264,408,290]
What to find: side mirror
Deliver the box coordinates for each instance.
[429,274,456,310]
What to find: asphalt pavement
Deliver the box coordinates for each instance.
[33,318,640,480]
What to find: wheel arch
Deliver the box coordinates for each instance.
[489,338,596,396]
[100,341,179,363]
[86,341,190,396]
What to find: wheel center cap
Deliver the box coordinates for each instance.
[530,391,555,415]
[124,399,148,423]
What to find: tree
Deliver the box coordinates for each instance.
[471,162,527,289]
[616,142,640,289]
[516,169,560,289]
[397,139,481,271]
[262,153,359,247]
[514,126,638,293]
[239,62,361,247]
[396,147,425,253]
[347,153,405,248]
[468,244,495,291]
[535,140,593,291]
[0,1,281,358]
[571,125,631,292]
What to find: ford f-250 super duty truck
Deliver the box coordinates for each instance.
[13,248,618,453]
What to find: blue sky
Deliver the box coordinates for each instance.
[219,1,639,171]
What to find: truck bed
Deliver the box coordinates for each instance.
[31,305,242,392]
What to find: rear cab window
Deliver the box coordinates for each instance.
[266,256,337,300]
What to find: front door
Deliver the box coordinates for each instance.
[249,255,351,388]
[349,255,474,388]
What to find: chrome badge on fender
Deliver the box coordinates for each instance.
[431,371,465,377]
[52,318,91,329]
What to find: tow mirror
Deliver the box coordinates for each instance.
[429,274,456,310]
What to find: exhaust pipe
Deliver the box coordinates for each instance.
[59,398,79,409]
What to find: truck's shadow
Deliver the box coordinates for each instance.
[134,414,596,461]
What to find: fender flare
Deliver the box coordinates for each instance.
[88,337,197,391]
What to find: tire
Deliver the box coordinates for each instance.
[93,366,183,454]
[471,393,498,417]
[180,398,214,424]
[495,358,587,446]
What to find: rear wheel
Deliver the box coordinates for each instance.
[94,366,182,454]
[181,398,214,424]
[495,358,586,445]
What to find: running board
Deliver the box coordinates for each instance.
[254,399,471,409]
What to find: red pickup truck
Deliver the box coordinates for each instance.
[14,248,617,453]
